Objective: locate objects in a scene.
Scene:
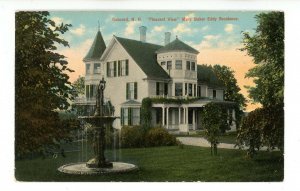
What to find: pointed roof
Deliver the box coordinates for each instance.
[156,37,199,54]
[83,31,106,62]
[115,36,170,79]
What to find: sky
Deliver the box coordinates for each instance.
[49,11,264,111]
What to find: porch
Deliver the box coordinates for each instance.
[151,104,204,133]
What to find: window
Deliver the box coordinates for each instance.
[186,61,190,70]
[175,60,182,69]
[194,84,196,96]
[188,83,193,96]
[86,64,90,74]
[175,83,183,96]
[156,82,160,95]
[119,59,129,76]
[164,83,168,96]
[85,85,97,99]
[121,108,140,126]
[126,82,137,100]
[161,61,166,66]
[106,61,118,77]
[94,63,101,74]
[191,62,196,71]
[85,85,90,99]
[167,61,172,70]
[113,61,117,77]
[197,86,201,97]
[213,90,216,99]
[185,83,187,95]
[132,108,140,125]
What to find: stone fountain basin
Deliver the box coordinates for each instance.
[58,162,138,175]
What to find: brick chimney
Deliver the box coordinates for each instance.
[164,32,171,45]
[139,26,147,42]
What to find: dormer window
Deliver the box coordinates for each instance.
[94,63,101,74]
[175,60,182,70]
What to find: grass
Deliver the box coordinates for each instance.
[15,145,283,182]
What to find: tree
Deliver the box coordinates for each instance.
[72,76,85,96]
[212,65,247,129]
[237,106,284,158]
[140,97,152,131]
[241,11,284,107]
[212,65,246,109]
[201,103,230,155]
[15,11,77,157]
[238,11,284,155]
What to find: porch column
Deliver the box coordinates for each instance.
[162,106,165,126]
[232,109,236,120]
[166,107,169,129]
[227,109,230,124]
[179,107,181,124]
[185,107,188,124]
[193,109,196,130]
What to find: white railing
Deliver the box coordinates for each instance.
[149,95,198,99]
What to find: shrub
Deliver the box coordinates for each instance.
[120,126,145,148]
[145,127,177,147]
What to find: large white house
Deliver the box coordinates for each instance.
[76,26,236,133]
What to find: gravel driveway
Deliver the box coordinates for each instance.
[177,137,236,149]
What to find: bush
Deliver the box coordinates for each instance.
[120,126,145,148]
[145,127,178,147]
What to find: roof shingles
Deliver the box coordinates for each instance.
[115,36,170,79]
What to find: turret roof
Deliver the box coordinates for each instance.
[156,37,199,54]
[83,31,106,62]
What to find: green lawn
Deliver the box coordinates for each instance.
[15,145,283,182]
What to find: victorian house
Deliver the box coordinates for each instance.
[75,26,236,133]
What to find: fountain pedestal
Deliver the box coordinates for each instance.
[58,77,138,175]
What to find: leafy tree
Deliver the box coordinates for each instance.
[241,11,284,107]
[202,103,230,155]
[212,65,247,129]
[238,11,284,156]
[141,98,152,131]
[237,106,284,158]
[15,11,77,157]
[72,76,85,96]
[212,65,246,109]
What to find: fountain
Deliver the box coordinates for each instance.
[58,77,138,175]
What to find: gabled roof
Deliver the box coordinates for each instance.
[197,65,225,88]
[115,36,170,79]
[83,31,106,62]
[156,37,199,54]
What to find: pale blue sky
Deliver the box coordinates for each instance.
[50,11,264,51]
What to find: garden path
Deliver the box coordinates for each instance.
[176,137,277,151]
[177,137,236,149]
